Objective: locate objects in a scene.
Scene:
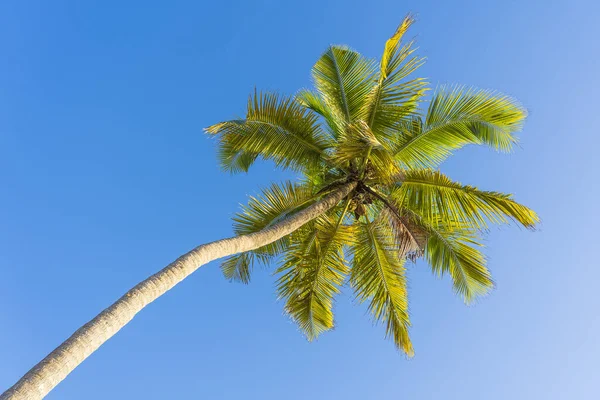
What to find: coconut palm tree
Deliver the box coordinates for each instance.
[1,15,538,399]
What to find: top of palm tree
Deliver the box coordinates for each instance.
[205,14,538,356]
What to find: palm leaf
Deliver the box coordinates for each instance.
[205,91,331,172]
[221,252,255,284]
[311,46,378,123]
[419,214,493,302]
[392,169,539,229]
[350,217,413,355]
[364,15,427,142]
[393,86,527,168]
[296,89,346,139]
[276,212,355,340]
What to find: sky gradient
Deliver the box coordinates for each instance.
[1,0,598,398]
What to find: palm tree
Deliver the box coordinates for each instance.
[1,15,538,399]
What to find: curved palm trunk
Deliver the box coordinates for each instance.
[1,182,356,400]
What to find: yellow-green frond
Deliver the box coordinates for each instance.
[276,213,356,340]
[393,86,527,169]
[363,15,427,144]
[424,222,493,302]
[222,252,254,284]
[350,217,413,355]
[296,89,346,138]
[205,91,331,172]
[311,46,378,123]
[393,169,540,230]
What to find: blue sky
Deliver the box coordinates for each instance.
[1,0,598,398]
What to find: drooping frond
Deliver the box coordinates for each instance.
[221,182,316,283]
[212,137,259,174]
[392,169,539,230]
[350,217,413,355]
[205,91,332,172]
[331,121,400,183]
[311,46,378,123]
[276,212,355,340]
[221,252,255,284]
[364,15,427,142]
[419,216,493,302]
[426,228,492,303]
[393,86,527,168]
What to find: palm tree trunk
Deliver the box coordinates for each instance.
[1,181,356,400]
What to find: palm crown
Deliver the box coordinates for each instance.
[206,15,538,355]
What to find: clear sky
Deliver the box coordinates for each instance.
[1,0,598,398]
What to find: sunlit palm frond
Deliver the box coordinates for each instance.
[410,211,493,303]
[393,86,527,168]
[380,14,414,80]
[350,217,413,355]
[205,91,332,172]
[426,228,492,303]
[392,169,539,230]
[276,211,355,340]
[296,89,346,139]
[364,15,427,142]
[311,46,378,123]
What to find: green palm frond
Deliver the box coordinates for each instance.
[364,15,427,142]
[276,211,356,340]
[205,91,332,172]
[296,89,346,139]
[393,86,527,168]
[311,46,378,124]
[392,169,539,230]
[221,252,255,284]
[427,229,492,303]
[350,217,413,355]
[416,213,493,302]
[221,182,316,283]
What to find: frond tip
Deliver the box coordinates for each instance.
[380,14,415,80]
